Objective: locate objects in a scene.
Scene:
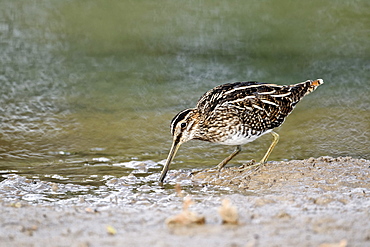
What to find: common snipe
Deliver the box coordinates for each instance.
[159,79,324,182]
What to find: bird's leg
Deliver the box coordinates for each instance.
[214,145,242,171]
[260,131,279,164]
[191,146,241,176]
[239,131,279,171]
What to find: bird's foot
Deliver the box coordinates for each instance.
[212,163,226,172]
[190,167,218,176]
[238,159,263,172]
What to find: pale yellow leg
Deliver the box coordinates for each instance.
[239,131,279,171]
[260,131,279,164]
[214,145,241,171]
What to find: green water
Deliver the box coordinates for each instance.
[1,0,369,185]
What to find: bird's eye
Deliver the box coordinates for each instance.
[180,122,187,129]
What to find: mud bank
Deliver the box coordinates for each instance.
[0,156,369,247]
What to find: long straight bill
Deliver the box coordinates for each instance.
[159,140,181,183]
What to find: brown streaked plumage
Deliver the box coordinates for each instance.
[159,79,324,182]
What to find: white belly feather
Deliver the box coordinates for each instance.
[217,129,272,145]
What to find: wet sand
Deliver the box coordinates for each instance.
[0,156,369,247]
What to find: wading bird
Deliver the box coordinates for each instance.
[159,79,324,182]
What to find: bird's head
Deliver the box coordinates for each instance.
[159,108,199,182]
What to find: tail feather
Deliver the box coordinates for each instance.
[290,79,324,102]
[311,79,324,87]
[307,79,324,95]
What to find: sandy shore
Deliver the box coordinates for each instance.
[0,156,369,247]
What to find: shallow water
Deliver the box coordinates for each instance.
[1,0,369,198]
